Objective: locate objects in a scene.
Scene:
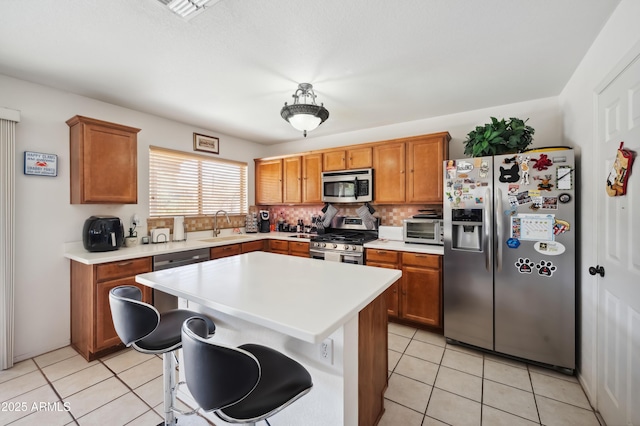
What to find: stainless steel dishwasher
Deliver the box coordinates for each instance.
[152,248,210,312]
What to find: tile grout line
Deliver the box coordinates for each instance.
[31,358,80,425]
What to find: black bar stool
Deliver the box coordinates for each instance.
[181,317,313,425]
[109,286,215,426]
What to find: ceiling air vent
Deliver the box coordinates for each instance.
[157,0,220,20]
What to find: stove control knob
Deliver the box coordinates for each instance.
[332,243,338,249]
[351,245,357,250]
[321,243,326,248]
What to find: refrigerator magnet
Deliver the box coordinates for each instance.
[515,258,534,273]
[479,161,489,178]
[535,260,557,277]
[556,166,573,190]
[534,241,566,256]
[558,193,572,203]
[507,238,521,249]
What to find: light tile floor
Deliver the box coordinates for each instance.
[379,322,602,426]
[0,324,601,426]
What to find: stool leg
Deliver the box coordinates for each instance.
[162,352,177,425]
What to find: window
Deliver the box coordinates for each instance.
[149,146,247,217]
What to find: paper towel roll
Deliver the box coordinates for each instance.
[173,216,185,241]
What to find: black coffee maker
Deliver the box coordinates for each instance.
[259,210,270,233]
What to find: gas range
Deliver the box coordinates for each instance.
[310,231,378,253]
[309,216,378,264]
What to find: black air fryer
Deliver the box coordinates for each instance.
[83,215,125,252]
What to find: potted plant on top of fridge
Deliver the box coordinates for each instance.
[463,117,535,157]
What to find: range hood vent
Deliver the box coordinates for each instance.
[157,0,220,20]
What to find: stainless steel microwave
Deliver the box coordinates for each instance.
[322,168,373,203]
[403,218,444,245]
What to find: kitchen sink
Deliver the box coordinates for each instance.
[199,235,253,243]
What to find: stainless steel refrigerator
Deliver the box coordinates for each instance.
[443,149,575,372]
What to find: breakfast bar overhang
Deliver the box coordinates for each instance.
[135,251,402,426]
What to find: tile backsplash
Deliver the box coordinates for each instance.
[257,204,442,227]
[146,204,442,234]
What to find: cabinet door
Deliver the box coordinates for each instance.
[347,147,372,169]
[96,278,152,351]
[373,142,406,203]
[255,159,282,204]
[367,261,400,318]
[302,153,323,203]
[68,116,140,204]
[210,244,242,259]
[283,156,302,204]
[407,137,447,203]
[323,150,346,171]
[400,265,442,328]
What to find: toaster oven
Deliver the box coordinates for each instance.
[403,218,444,245]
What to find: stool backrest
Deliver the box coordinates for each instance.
[109,286,160,346]
[181,317,261,412]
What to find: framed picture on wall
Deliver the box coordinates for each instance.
[193,133,219,154]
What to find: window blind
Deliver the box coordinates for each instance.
[149,146,248,216]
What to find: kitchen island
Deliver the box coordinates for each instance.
[135,251,401,426]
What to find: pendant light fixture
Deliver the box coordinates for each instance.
[280,83,329,137]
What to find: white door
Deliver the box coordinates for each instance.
[596,50,640,426]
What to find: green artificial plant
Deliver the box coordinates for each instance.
[463,117,535,157]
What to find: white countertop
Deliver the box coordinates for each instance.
[64,232,443,265]
[135,251,402,343]
[364,239,444,255]
[63,232,308,264]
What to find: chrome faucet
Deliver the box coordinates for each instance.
[213,210,231,237]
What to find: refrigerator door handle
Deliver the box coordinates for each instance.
[495,187,503,271]
[484,187,492,272]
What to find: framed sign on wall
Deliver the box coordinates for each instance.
[193,133,219,154]
[24,151,58,177]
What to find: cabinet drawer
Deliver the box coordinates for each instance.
[401,252,441,269]
[366,249,399,264]
[269,240,289,251]
[211,244,242,259]
[96,257,152,282]
[289,241,309,254]
[241,240,265,253]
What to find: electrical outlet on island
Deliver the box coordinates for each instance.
[319,338,333,365]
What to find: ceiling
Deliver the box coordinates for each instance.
[0,0,620,144]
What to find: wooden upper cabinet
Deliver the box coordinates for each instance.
[323,147,372,171]
[323,150,347,171]
[406,135,450,203]
[347,146,372,169]
[283,156,302,204]
[67,115,140,204]
[373,142,406,203]
[255,158,283,204]
[302,153,323,203]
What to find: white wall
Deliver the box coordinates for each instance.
[558,0,640,405]
[269,96,563,160]
[0,74,269,361]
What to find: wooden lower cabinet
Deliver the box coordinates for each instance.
[400,252,442,328]
[365,249,400,318]
[288,241,309,257]
[211,243,242,259]
[366,249,443,330]
[241,240,265,253]
[71,257,152,361]
[268,239,289,255]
